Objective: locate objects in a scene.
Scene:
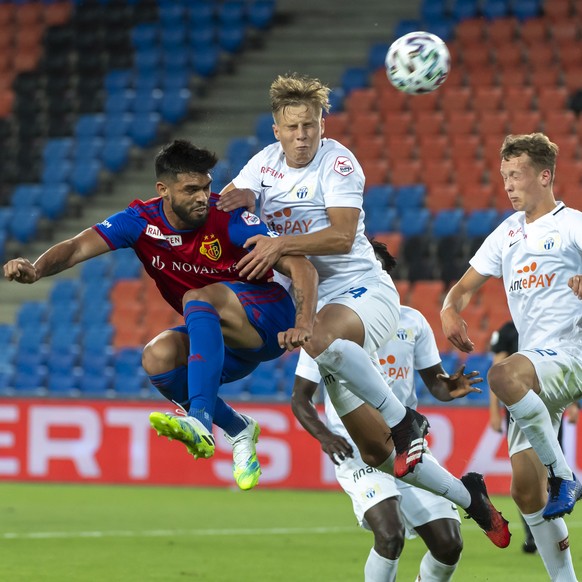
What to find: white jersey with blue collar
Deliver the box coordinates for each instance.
[232,138,393,298]
[470,202,582,350]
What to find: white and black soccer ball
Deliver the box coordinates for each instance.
[385,31,451,94]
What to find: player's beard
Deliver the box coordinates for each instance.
[172,202,209,229]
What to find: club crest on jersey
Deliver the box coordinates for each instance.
[334,156,354,176]
[241,211,260,226]
[200,235,221,261]
[537,232,562,252]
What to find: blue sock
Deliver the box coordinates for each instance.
[184,300,224,431]
[214,398,249,437]
[148,366,188,409]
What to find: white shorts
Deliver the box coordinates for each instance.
[320,274,400,417]
[335,455,460,536]
[508,343,582,457]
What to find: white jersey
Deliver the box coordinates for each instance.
[295,307,441,436]
[232,138,391,298]
[470,202,582,350]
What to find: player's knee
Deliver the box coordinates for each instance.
[430,530,463,565]
[511,480,546,513]
[488,360,524,402]
[360,447,391,468]
[373,522,405,559]
[142,331,187,375]
[182,288,206,310]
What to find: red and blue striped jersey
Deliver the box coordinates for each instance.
[93,193,276,314]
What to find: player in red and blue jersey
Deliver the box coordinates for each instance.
[4,140,318,491]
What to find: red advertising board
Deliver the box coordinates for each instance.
[1,399,580,494]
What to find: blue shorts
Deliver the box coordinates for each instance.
[172,281,295,384]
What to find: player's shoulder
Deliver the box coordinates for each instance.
[319,139,362,176]
[399,306,428,330]
[557,203,582,224]
[128,197,161,217]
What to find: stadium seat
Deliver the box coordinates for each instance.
[364,207,398,236]
[129,112,161,148]
[75,114,105,138]
[426,183,458,211]
[102,137,132,173]
[418,135,448,161]
[248,0,276,29]
[360,159,389,187]
[9,208,41,243]
[408,92,439,114]
[47,372,79,395]
[399,208,431,238]
[40,183,70,220]
[466,209,499,238]
[412,111,445,137]
[381,111,412,135]
[453,17,483,44]
[395,185,426,213]
[71,159,102,197]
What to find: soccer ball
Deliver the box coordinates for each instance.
[385,31,451,94]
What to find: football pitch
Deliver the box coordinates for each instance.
[0,483,580,581]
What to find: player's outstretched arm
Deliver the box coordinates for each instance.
[568,274,582,299]
[3,228,111,284]
[291,375,353,464]
[274,255,318,350]
[441,266,490,353]
[420,363,482,402]
[238,207,359,280]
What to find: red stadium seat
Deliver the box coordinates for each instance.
[426,183,458,211]
[418,134,449,161]
[543,110,576,135]
[492,43,524,71]
[556,40,582,71]
[461,46,491,68]
[445,111,477,135]
[455,18,487,47]
[473,86,504,113]
[454,159,487,187]
[345,88,376,114]
[111,280,143,306]
[352,134,385,161]
[503,86,535,113]
[544,0,571,22]
[528,67,560,92]
[385,134,416,161]
[550,134,578,160]
[43,2,73,27]
[519,18,549,46]
[408,280,445,310]
[361,159,389,187]
[450,134,481,161]
[562,67,582,93]
[420,159,454,186]
[487,17,518,44]
[348,111,381,137]
[537,86,569,112]
[389,159,422,186]
[507,111,543,134]
[393,278,410,303]
[373,231,403,259]
[523,44,555,69]
[477,111,510,137]
[551,20,579,44]
[408,92,439,114]
[458,184,495,212]
[496,67,529,90]
[464,67,496,90]
[323,113,348,141]
[382,111,413,136]
[439,86,471,113]
[443,67,465,87]
[412,111,445,137]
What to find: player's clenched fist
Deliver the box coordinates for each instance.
[568,274,582,299]
[3,258,38,283]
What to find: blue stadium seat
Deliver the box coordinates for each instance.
[340,67,369,95]
[512,0,541,21]
[134,71,163,92]
[211,160,231,193]
[113,373,145,397]
[102,137,132,173]
[364,207,398,236]
[160,26,188,50]
[83,324,115,354]
[113,348,143,376]
[440,352,461,374]
[255,112,274,143]
[394,20,422,39]
[42,138,74,164]
[227,137,258,172]
[134,47,162,75]
[17,301,46,328]
[432,209,464,237]
[218,0,246,25]
[47,304,78,328]
[160,89,191,124]
[0,207,13,232]
[368,42,389,71]
[219,377,249,398]
[465,209,499,238]
[247,364,282,397]
[327,87,345,113]
[47,350,78,375]
[17,327,49,355]
[79,369,113,396]
[248,0,275,29]
[420,0,446,20]
[41,160,73,185]
[81,350,112,376]
[40,183,70,220]
[187,25,215,51]
[395,185,426,213]
[129,112,161,148]
[49,279,80,305]
[0,323,15,346]
[74,137,105,161]
[131,23,159,51]
[11,184,42,209]
[451,0,479,21]
[79,301,112,327]
[104,91,135,114]
[104,69,133,92]
[399,208,431,238]
[133,88,162,114]
[49,324,82,352]
[160,70,191,91]
[482,0,509,19]
[75,114,105,138]
[159,3,186,26]
[104,113,133,138]
[71,159,102,197]
[13,368,47,393]
[47,372,79,395]
[363,184,396,209]
[192,45,220,77]
[218,21,246,53]
[463,353,493,402]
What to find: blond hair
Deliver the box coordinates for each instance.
[270,73,331,119]
[501,133,559,184]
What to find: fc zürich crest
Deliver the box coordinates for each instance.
[200,235,222,261]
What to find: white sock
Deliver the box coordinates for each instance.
[364,547,398,582]
[314,338,406,426]
[378,450,471,508]
[522,508,577,581]
[417,551,458,582]
[507,391,573,480]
